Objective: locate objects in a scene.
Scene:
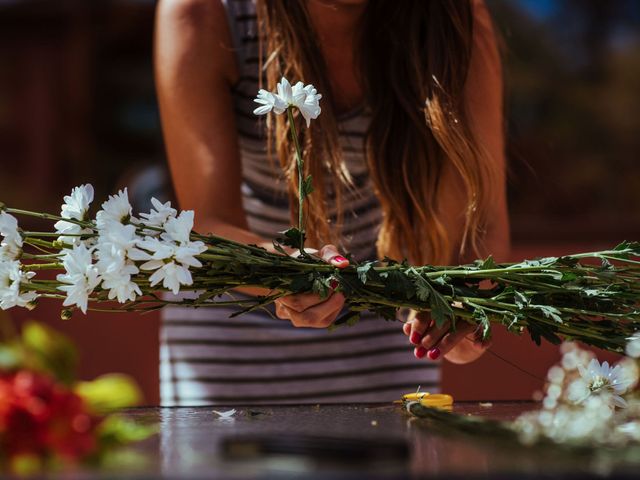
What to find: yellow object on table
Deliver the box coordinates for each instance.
[401,392,454,410]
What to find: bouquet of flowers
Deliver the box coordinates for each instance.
[0,319,155,474]
[405,334,640,472]
[1,77,639,353]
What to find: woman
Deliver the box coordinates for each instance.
[154,0,510,406]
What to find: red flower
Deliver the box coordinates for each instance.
[0,371,99,463]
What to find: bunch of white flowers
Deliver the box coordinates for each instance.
[0,185,208,315]
[515,342,640,446]
[0,211,37,310]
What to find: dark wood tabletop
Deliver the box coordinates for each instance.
[89,402,640,479]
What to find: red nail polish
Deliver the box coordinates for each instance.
[330,279,339,290]
[410,332,421,345]
[427,348,441,360]
[415,347,427,359]
[333,255,347,263]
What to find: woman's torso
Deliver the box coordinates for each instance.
[159,0,440,406]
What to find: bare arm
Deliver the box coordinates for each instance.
[154,0,347,319]
[155,0,259,242]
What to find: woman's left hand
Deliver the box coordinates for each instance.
[402,312,489,364]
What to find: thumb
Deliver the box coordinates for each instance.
[319,244,349,269]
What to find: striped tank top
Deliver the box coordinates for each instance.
[159,0,440,406]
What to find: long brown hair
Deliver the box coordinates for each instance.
[256,0,498,265]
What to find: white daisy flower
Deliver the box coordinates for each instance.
[139,197,177,228]
[0,260,37,310]
[95,223,148,271]
[137,235,205,295]
[577,358,633,408]
[162,210,195,245]
[56,244,101,314]
[54,184,95,246]
[626,332,640,358]
[292,81,322,127]
[100,263,142,303]
[276,76,296,105]
[60,184,94,221]
[253,76,322,127]
[174,243,206,268]
[147,261,193,295]
[135,236,174,263]
[253,89,287,116]
[96,188,133,230]
[0,212,23,261]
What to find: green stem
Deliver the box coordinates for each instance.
[287,107,305,252]
[7,208,91,227]
[24,263,63,271]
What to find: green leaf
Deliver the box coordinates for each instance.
[382,270,416,300]
[531,304,563,323]
[357,263,373,284]
[75,374,143,413]
[411,278,454,328]
[0,345,21,371]
[409,270,431,303]
[97,415,158,448]
[289,273,314,293]
[514,290,529,309]
[277,228,305,249]
[272,241,288,256]
[433,275,450,287]
[477,255,496,270]
[600,256,613,270]
[473,308,492,341]
[312,277,330,299]
[22,321,77,385]
[301,175,314,198]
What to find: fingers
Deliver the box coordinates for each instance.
[275,292,345,328]
[278,292,332,313]
[319,244,349,269]
[406,312,430,345]
[404,311,482,362]
[432,323,476,357]
[441,328,491,364]
[402,312,441,360]
[419,320,453,353]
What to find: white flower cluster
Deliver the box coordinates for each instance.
[0,184,209,315]
[0,211,37,310]
[253,77,322,127]
[515,342,640,446]
[54,186,208,313]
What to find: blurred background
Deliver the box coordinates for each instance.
[1,0,639,404]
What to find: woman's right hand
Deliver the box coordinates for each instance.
[274,245,349,328]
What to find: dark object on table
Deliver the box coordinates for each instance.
[221,433,409,464]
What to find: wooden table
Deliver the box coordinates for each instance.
[92,402,639,478]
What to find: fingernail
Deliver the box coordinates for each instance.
[427,348,441,360]
[410,332,422,345]
[415,347,427,359]
[330,279,339,290]
[332,255,347,264]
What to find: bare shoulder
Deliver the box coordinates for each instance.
[155,0,237,84]
[157,0,225,25]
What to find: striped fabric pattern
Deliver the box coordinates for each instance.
[159,0,440,406]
